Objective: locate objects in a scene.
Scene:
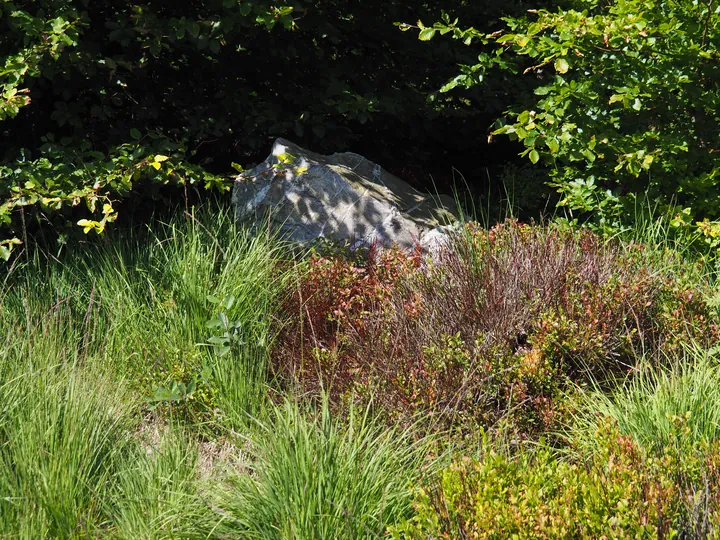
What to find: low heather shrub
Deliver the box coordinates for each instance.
[273,221,718,435]
[391,421,720,538]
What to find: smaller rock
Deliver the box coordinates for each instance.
[419,223,461,261]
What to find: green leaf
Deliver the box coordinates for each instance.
[440,74,468,93]
[418,28,437,41]
[529,149,540,164]
[554,58,569,74]
[52,17,67,34]
[206,318,223,328]
[130,128,142,140]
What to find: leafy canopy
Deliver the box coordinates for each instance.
[1,0,530,260]
[419,0,720,233]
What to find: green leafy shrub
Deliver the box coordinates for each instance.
[418,0,720,233]
[1,0,545,258]
[146,347,219,420]
[274,221,718,435]
[391,421,720,538]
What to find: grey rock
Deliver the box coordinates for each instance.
[418,223,461,261]
[232,138,457,250]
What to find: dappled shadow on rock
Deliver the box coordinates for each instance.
[232,138,458,251]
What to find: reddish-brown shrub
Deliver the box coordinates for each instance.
[271,221,719,434]
[272,246,423,393]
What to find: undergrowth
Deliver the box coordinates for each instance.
[2,204,720,537]
[213,397,431,539]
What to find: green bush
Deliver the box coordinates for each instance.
[392,421,720,538]
[0,0,549,258]
[419,0,720,234]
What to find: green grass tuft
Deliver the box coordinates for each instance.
[214,397,431,539]
[576,345,720,456]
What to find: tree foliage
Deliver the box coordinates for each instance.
[421,0,720,233]
[0,0,293,257]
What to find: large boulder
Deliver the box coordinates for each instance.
[232,138,457,250]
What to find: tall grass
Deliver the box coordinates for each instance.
[1,205,287,426]
[595,197,718,298]
[214,397,431,540]
[0,204,291,535]
[0,319,137,536]
[111,428,209,539]
[210,344,272,430]
[576,345,720,456]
